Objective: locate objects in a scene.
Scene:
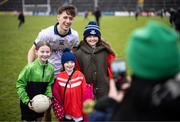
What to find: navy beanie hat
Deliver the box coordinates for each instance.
[83,21,101,39]
[61,48,76,65]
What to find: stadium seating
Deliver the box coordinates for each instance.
[0,0,179,14]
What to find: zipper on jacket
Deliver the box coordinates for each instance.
[92,47,96,54]
[42,65,46,80]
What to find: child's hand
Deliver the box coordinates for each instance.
[28,100,34,110]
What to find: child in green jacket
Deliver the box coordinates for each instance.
[16,41,54,121]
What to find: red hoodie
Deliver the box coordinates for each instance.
[52,70,87,118]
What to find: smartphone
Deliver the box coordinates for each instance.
[111,59,126,90]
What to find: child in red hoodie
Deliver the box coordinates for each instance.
[52,48,87,122]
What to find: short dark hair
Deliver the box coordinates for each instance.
[57,4,76,17]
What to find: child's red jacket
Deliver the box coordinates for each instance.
[52,70,87,118]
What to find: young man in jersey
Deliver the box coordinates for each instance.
[27,4,79,121]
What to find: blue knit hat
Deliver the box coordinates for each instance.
[83,21,101,39]
[61,48,76,65]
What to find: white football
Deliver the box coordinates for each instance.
[32,94,50,113]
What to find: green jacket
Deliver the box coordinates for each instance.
[16,59,54,104]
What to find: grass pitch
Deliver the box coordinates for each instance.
[0,15,169,121]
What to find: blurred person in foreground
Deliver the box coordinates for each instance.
[27,4,78,121]
[88,21,180,121]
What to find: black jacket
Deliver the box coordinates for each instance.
[91,73,180,121]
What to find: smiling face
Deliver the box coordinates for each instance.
[64,61,75,73]
[57,11,74,34]
[86,35,99,47]
[36,45,51,64]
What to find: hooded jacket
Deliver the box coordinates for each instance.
[75,40,115,99]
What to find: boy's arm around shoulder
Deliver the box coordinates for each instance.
[27,44,36,64]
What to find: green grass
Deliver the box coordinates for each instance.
[0,15,169,121]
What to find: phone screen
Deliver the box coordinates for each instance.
[111,60,126,73]
[111,59,126,90]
